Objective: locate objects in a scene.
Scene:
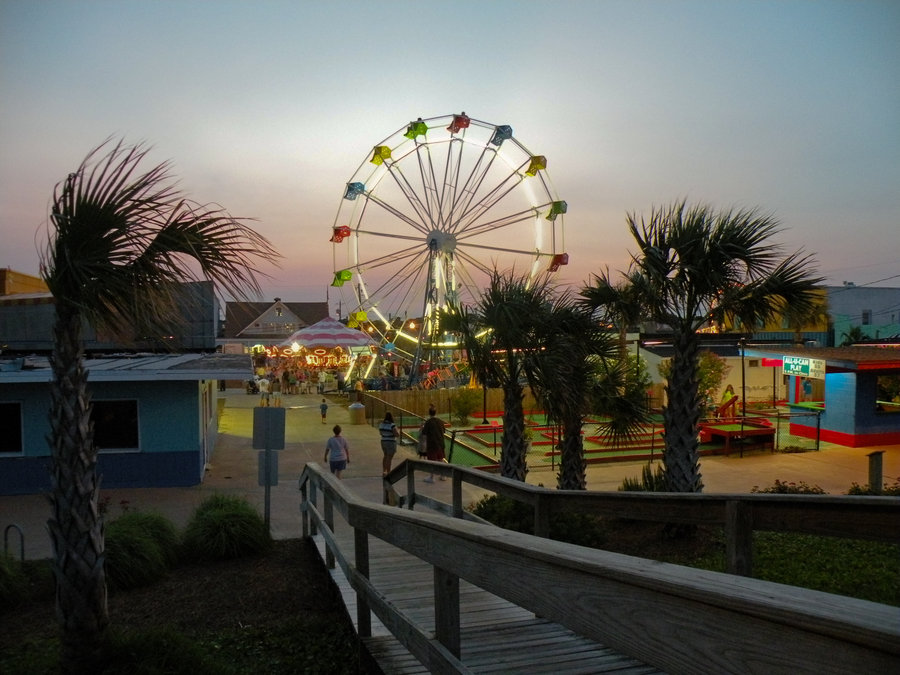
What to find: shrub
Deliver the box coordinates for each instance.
[468,494,607,548]
[619,463,667,492]
[0,553,27,606]
[846,477,900,496]
[182,494,272,560]
[777,445,811,454]
[105,512,179,590]
[100,627,226,674]
[751,480,827,494]
[449,388,482,426]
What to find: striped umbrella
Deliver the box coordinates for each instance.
[279,317,375,349]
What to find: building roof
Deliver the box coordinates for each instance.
[0,353,253,383]
[745,345,900,371]
[223,300,330,340]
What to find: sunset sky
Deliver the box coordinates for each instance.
[2,0,898,315]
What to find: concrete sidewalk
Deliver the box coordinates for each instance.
[2,389,898,560]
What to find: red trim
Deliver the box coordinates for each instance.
[790,423,900,447]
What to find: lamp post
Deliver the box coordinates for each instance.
[740,336,747,416]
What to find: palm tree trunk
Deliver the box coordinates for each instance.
[557,418,586,490]
[662,329,704,492]
[47,306,108,672]
[500,382,528,481]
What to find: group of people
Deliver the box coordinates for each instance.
[324,403,446,482]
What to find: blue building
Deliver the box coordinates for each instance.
[743,345,900,447]
[0,353,251,495]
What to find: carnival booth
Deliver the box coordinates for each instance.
[278,317,377,386]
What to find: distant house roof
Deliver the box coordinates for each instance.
[223,300,329,340]
[0,353,253,383]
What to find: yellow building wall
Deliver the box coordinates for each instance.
[0,269,49,296]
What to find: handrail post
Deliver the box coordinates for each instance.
[355,528,372,637]
[725,499,753,577]
[300,477,309,538]
[407,464,417,510]
[534,493,550,539]
[434,566,461,659]
[451,470,463,519]
[324,492,335,569]
[867,451,885,494]
[309,480,319,536]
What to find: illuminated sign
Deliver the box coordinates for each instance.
[782,356,825,380]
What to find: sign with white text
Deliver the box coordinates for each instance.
[782,356,826,380]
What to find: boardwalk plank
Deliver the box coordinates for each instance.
[314,520,663,674]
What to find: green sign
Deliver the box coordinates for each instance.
[782,356,825,380]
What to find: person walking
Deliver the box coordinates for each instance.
[378,411,401,476]
[323,425,350,479]
[319,398,328,424]
[421,407,446,483]
[258,375,270,407]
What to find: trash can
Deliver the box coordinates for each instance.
[348,402,366,425]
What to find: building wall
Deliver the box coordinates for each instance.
[0,269,49,295]
[0,379,208,495]
[827,285,900,342]
[0,281,219,353]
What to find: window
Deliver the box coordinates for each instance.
[862,310,872,325]
[0,402,23,453]
[91,400,140,450]
[876,375,900,414]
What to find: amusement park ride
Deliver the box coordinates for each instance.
[329,113,568,386]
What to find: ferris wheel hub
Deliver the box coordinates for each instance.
[426,230,457,254]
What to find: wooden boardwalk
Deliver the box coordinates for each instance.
[314,521,663,674]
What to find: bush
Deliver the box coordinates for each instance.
[100,627,226,674]
[846,477,900,496]
[751,480,827,494]
[106,511,180,591]
[619,463,668,492]
[182,494,272,560]
[777,445,811,454]
[468,494,607,548]
[449,388,482,426]
[0,554,27,606]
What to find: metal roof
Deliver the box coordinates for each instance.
[743,345,900,371]
[0,353,252,383]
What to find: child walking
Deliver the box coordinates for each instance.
[320,398,328,424]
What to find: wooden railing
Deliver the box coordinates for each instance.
[393,458,900,577]
[299,461,900,674]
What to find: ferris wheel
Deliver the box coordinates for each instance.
[330,112,567,377]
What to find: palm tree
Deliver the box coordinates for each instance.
[580,268,645,362]
[448,271,553,481]
[840,325,867,346]
[613,201,821,493]
[532,298,648,490]
[39,139,278,671]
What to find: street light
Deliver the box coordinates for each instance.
[740,336,747,416]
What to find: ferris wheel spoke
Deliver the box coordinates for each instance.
[365,191,431,234]
[456,209,544,242]
[452,164,532,234]
[447,145,506,230]
[458,239,552,258]
[383,158,442,230]
[353,243,423,273]
[361,255,429,317]
[453,247,497,278]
